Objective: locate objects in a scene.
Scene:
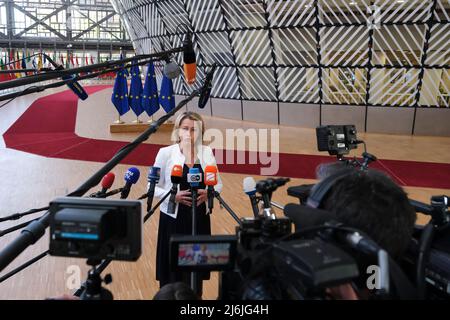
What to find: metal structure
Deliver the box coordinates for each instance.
[110,0,449,109]
[0,0,132,57]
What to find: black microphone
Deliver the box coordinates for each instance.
[120,167,141,199]
[198,64,216,109]
[243,177,260,217]
[204,165,218,215]
[41,53,88,100]
[54,64,89,100]
[147,166,161,213]
[167,165,183,215]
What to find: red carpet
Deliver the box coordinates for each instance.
[3,86,450,189]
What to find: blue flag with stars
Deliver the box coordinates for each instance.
[111,67,129,116]
[128,65,144,116]
[142,62,159,116]
[159,74,175,113]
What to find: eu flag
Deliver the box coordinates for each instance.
[128,65,144,116]
[111,68,130,116]
[142,62,160,117]
[159,74,175,113]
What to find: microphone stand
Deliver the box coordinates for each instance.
[190,185,200,295]
[214,192,241,225]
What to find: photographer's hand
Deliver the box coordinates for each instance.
[176,190,192,207]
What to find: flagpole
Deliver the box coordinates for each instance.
[114,115,124,124]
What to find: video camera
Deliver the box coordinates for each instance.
[48,197,142,300]
[169,178,383,300]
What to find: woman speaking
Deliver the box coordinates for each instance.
[151,111,222,294]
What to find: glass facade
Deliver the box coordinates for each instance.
[110,0,449,108]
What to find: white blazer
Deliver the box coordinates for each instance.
[151,143,223,219]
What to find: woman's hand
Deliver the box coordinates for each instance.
[176,190,192,207]
[197,189,208,206]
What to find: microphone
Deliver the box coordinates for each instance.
[167,165,183,214]
[243,177,260,218]
[89,172,115,198]
[120,167,140,199]
[198,64,216,109]
[147,166,161,213]
[163,61,181,80]
[204,165,218,214]
[187,167,202,190]
[52,63,88,100]
[183,32,196,85]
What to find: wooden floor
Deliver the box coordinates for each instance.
[1,86,450,300]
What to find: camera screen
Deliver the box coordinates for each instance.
[178,243,232,266]
[170,235,236,271]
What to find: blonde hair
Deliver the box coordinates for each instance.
[172,111,205,143]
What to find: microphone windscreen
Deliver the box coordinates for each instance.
[163,62,181,79]
[284,203,336,229]
[170,164,183,184]
[243,177,256,194]
[148,166,161,182]
[204,165,218,186]
[124,167,140,184]
[183,63,196,85]
[101,172,115,189]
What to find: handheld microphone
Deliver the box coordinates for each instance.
[198,64,216,109]
[120,167,140,199]
[89,172,115,198]
[204,165,218,214]
[183,32,196,85]
[243,177,260,218]
[146,166,161,213]
[167,165,183,214]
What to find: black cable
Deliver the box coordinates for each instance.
[0,251,49,283]
[0,206,49,223]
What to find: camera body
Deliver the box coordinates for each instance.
[49,197,142,261]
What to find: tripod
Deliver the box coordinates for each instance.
[79,259,113,300]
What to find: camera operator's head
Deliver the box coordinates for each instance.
[153,282,200,300]
[316,165,416,259]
